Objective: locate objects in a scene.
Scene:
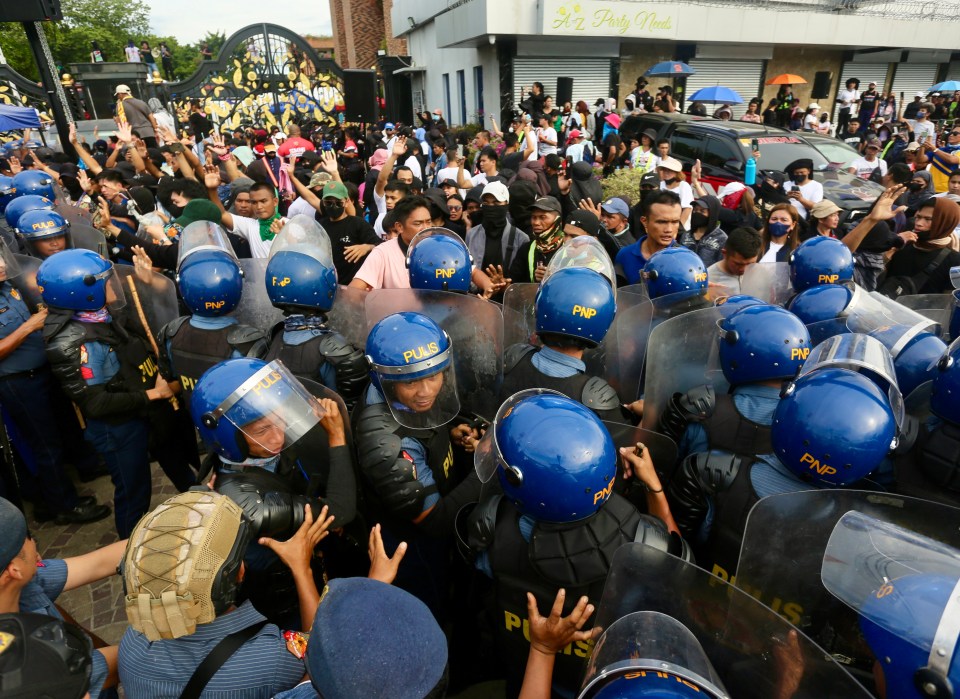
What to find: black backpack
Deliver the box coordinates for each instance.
[877,248,950,299]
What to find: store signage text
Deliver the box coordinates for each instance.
[541,0,680,38]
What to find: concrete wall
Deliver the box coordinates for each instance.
[618,42,675,105]
[760,46,845,110]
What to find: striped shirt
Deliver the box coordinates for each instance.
[118,600,304,698]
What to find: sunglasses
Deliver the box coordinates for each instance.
[951,131,960,136]
[447,205,462,212]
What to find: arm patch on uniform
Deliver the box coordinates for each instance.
[401,450,417,479]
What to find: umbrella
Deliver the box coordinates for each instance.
[645,61,696,77]
[766,73,807,85]
[930,80,960,93]
[688,86,744,104]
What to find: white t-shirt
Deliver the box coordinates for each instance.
[850,157,888,180]
[760,241,785,263]
[706,260,743,292]
[565,142,594,164]
[537,127,558,157]
[803,113,819,131]
[913,120,936,145]
[125,46,141,62]
[784,179,824,219]
[524,130,539,161]
[632,149,659,172]
[287,197,317,219]
[228,215,277,258]
[403,155,423,182]
[661,180,694,209]
[838,88,860,110]
[434,166,461,187]
[373,190,387,237]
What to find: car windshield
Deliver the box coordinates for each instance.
[736,136,830,172]
[810,140,860,169]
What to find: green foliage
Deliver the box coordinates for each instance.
[601,167,645,206]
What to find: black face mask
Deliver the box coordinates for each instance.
[907,181,927,192]
[323,200,345,218]
[480,204,509,230]
[690,212,710,231]
[265,152,277,159]
[662,176,678,184]
[793,173,807,183]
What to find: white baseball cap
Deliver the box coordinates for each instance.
[115,84,131,95]
[658,157,683,173]
[915,91,925,97]
[481,181,509,203]
[808,103,821,110]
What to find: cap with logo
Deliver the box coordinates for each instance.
[600,197,630,218]
[531,196,562,213]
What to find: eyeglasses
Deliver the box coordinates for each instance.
[950,131,960,136]
[447,205,462,212]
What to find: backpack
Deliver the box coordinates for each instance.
[877,248,950,299]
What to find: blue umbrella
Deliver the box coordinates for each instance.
[644,61,696,77]
[930,80,960,93]
[687,86,744,104]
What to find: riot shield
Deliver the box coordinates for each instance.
[605,289,652,402]
[115,266,179,334]
[364,288,503,421]
[230,258,284,333]
[502,282,540,348]
[951,290,960,341]
[736,490,960,674]
[740,262,792,305]
[298,377,355,455]
[602,421,677,483]
[70,222,108,257]
[640,307,728,436]
[619,282,649,300]
[54,202,92,226]
[543,236,616,287]
[10,254,42,312]
[325,284,369,350]
[845,287,941,335]
[897,294,954,337]
[586,543,873,699]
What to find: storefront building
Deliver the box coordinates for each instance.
[390,0,960,126]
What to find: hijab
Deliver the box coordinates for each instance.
[916,197,960,249]
[907,170,936,209]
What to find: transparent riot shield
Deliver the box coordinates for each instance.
[543,236,616,288]
[951,290,960,341]
[115,266,179,334]
[897,294,954,337]
[502,282,539,348]
[736,490,960,674]
[740,262,792,305]
[70,222,108,257]
[11,254,43,311]
[325,284,369,350]
[364,288,504,421]
[297,377,355,456]
[230,258,284,333]
[604,289,652,402]
[586,543,874,699]
[640,306,728,434]
[54,201,92,226]
[602,421,678,486]
[619,282,649,300]
[845,287,941,336]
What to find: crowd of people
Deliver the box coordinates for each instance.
[0,76,959,699]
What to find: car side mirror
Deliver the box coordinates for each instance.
[725,159,743,171]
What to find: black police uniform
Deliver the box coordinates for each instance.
[893,418,960,508]
[263,322,368,411]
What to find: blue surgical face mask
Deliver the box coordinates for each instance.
[768,221,791,238]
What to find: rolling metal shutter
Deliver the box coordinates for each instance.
[684,59,764,119]
[833,63,889,122]
[891,63,940,101]
[513,58,613,109]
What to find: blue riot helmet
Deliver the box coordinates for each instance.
[474,389,617,523]
[191,358,324,462]
[773,368,898,486]
[713,294,766,318]
[178,250,243,318]
[365,312,460,429]
[0,175,15,213]
[37,248,125,312]
[535,267,616,348]
[266,215,337,312]
[642,247,708,301]
[822,512,960,699]
[406,227,472,293]
[789,236,854,292]
[786,283,854,345]
[718,305,811,385]
[15,208,70,259]
[931,337,960,425]
[4,194,53,229]
[12,170,55,201]
[176,220,239,271]
[867,324,947,398]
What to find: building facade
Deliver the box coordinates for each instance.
[329,0,408,69]
[390,0,960,126]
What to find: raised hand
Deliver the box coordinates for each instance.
[203,163,222,189]
[259,504,335,575]
[527,589,599,657]
[367,523,407,584]
[115,123,133,144]
[391,135,407,157]
[320,149,339,174]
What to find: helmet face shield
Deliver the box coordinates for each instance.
[0,239,21,282]
[177,221,238,271]
[268,215,335,271]
[201,361,324,458]
[375,359,460,430]
[543,236,616,295]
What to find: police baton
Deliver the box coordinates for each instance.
[125,274,180,411]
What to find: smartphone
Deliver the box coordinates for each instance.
[456,144,464,158]
[751,138,759,152]
[168,142,184,154]
[785,183,795,192]
[322,140,333,151]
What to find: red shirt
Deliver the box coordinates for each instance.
[277,136,315,159]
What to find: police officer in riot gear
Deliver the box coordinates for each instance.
[39,249,182,538]
[406,227,473,293]
[5,194,53,234]
[15,209,71,259]
[191,357,356,623]
[789,235,855,292]
[158,221,266,407]
[660,304,812,579]
[11,170,55,201]
[262,216,368,410]
[354,311,483,618]
[502,266,630,421]
[644,245,713,319]
[469,389,686,698]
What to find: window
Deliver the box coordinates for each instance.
[457,70,466,125]
[443,74,451,124]
[702,136,742,170]
[474,66,484,124]
[670,128,703,163]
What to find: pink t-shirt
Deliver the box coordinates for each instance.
[353,237,410,289]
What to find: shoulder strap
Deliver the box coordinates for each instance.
[178,620,269,699]
[908,248,951,293]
